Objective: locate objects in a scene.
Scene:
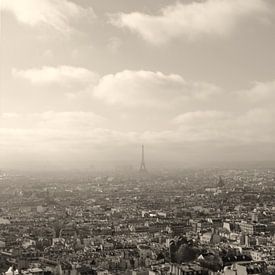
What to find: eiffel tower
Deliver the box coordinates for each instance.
[139,144,147,172]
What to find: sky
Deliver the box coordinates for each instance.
[1,0,275,170]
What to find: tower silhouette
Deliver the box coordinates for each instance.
[139,144,147,172]
[217,176,224,187]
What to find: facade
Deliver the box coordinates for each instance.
[239,223,266,235]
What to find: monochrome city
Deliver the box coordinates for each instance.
[1,0,275,274]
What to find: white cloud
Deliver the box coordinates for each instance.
[1,108,274,161]
[1,107,275,167]
[173,110,228,125]
[1,0,95,33]
[173,109,275,143]
[0,111,134,159]
[0,111,109,163]
[11,66,275,115]
[236,79,275,105]
[93,70,221,107]
[4,67,275,166]
[13,68,220,105]
[1,111,105,130]
[110,0,268,44]
[13,66,99,87]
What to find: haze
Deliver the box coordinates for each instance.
[1,0,275,170]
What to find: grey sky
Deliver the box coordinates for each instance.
[1,0,275,170]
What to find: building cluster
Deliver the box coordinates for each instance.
[0,168,274,275]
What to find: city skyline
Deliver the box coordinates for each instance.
[0,2,275,274]
[1,0,275,170]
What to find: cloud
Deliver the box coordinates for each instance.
[110,0,268,44]
[1,108,274,160]
[0,111,133,160]
[11,66,275,114]
[107,37,123,53]
[1,111,105,130]
[93,70,221,107]
[173,109,275,143]
[173,110,229,126]
[4,67,275,167]
[13,66,99,87]
[0,111,109,163]
[13,67,220,105]
[1,0,95,33]
[1,107,275,168]
[236,79,275,105]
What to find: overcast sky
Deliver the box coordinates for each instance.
[1,0,275,170]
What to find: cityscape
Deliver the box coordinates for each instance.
[1,0,275,274]
[0,146,274,274]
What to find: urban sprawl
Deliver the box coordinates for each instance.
[0,167,274,275]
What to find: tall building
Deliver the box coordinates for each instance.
[139,144,147,173]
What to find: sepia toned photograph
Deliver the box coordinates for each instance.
[0,0,275,274]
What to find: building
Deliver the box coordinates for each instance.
[239,222,266,235]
